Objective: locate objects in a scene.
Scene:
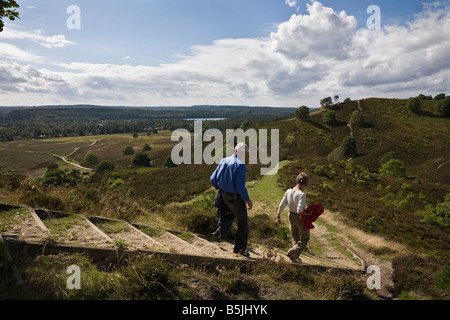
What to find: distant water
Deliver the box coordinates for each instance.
[186,118,226,121]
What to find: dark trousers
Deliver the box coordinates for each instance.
[219,190,249,253]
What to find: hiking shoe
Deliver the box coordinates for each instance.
[211,228,221,242]
[287,253,302,264]
[236,249,250,257]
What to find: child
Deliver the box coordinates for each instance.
[277,172,311,262]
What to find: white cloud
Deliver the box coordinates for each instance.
[0,26,74,48]
[271,1,357,61]
[1,1,449,107]
[0,43,44,63]
[285,0,297,8]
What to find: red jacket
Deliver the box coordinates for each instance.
[300,204,324,230]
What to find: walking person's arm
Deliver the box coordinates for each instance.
[276,192,288,224]
[235,164,252,209]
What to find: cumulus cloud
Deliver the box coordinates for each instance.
[271,1,357,61]
[1,1,449,107]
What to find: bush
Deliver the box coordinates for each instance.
[435,266,450,291]
[415,193,450,231]
[340,136,357,157]
[295,105,310,121]
[142,143,152,151]
[313,165,329,177]
[379,151,396,166]
[84,152,98,164]
[434,93,446,100]
[434,97,450,118]
[322,110,337,126]
[122,146,134,155]
[130,152,150,167]
[379,159,406,178]
[407,97,421,114]
[41,169,80,187]
[95,160,115,173]
[163,155,177,168]
[348,110,363,126]
[179,208,218,236]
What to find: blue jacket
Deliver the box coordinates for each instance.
[210,154,250,201]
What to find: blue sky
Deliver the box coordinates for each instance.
[1,0,449,107]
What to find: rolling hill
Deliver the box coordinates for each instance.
[1,97,449,300]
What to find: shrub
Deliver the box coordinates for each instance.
[379,159,406,178]
[313,165,329,177]
[379,151,396,166]
[345,161,371,181]
[130,152,150,167]
[179,208,217,236]
[322,110,337,126]
[415,193,450,231]
[434,266,450,290]
[295,105,310,121]
[163,155,177,168]
[41,169,80,187]
[122,145,134,155]
[407,97,421,114]
[142,143,152,151]
[84,152,98,164]
[434,97,450,118]
[434,93,446,100]
[95,160,115,173]
[348,110,363,126]
[340,136,357,157]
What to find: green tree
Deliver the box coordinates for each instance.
[407,97,421,114]
[41,169,80,187]
[122,145,134,155]
[379,159,406,178]
[348,110,363,126]
[142,143,152,151]
[434,97,450,118]
[415,193,450,232]
[132,132,138,138]
[163,155,177,168]
[95,160,115,173]
[434,93,446,100]
[334,95,339,103]
[295,105,309,121]
[320,97,333,108]
[0,0,20,32]
[84,152,98,164]
[322,110,337,126]
[130,152,150,167]
[340,136,357,157]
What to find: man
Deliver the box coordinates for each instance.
[210,142,253,257]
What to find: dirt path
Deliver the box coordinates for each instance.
[319,210,406,299]
[51,139,101,171]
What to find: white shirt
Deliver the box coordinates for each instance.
[277,188,306,214]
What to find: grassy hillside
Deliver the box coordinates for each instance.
[1,97,449,300]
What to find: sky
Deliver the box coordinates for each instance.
[0,0,449,108]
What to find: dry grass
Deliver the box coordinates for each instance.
[319,210,406,254]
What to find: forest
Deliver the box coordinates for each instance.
[0,105,296,141]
